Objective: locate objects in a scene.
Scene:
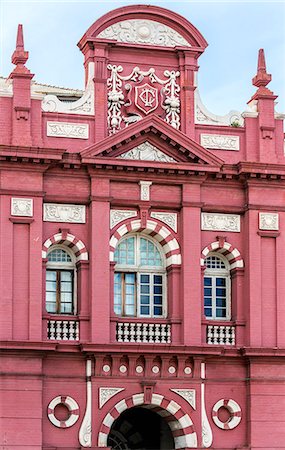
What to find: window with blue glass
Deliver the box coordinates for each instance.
[204,254,230,320]
[114,235,166,317]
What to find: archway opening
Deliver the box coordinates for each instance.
[107,406,175,450]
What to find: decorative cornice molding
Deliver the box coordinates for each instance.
[43,203,86,223]
[201,213,240,232]
[47,121,89,139]
[97,19,191,47]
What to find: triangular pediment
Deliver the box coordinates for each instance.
[118,141,178,163]
[80,115,224,169]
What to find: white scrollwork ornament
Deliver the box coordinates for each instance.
[106,65,180,135]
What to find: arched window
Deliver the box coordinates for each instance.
[204,254,231,320]
[114,234,166,318]
[46,246,76,315]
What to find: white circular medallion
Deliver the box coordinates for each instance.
[184,366,192,375]
[168,366,176,374]
[119,365,127,373]
[152,365,160,374]
[103,364,111,373]
[138,25,151,38]
[136,365,144,374]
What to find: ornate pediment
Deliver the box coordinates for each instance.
[118,142,177,163]
[96,19,191,48]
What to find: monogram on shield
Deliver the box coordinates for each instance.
[135,83,159,114]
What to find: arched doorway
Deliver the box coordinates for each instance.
[107,406,175,450]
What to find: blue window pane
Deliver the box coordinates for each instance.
[140,306,150,315]
[216,278,226,286]
[125,273,135,283]
[204,277,212,286]
[141,284,150,294]
[46,302,56,313]
[154,296,162,305]
[204,308,212,317]
[114,273,121,282]
[140,295,150,305]
[114,304,121,315]
[125,284,135,295]
[204,298,212,306]
[204,288,212,296]
[140,274,150,283]
[125,305,135,315]
[154,306,163,316]
[216,298,226,307]
[154,285,162,294]
[216,308,226,318]
[216,288,226,297]
[61,303,72,314]
[154,275,162,284]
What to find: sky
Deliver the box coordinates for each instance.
[0,0,285,116]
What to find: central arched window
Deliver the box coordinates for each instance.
[204,254,231,320]
[46,247,76,315]
[114,235,166,318]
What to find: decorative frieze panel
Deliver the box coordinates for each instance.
[259,212,279,230]
[47,121,89,139]
[97,19,191,48]
[201,213,240,233]
[151,212,177,232]
[110,210,137,229]
[139,181,152,201]
[99,387,125,409]
[170,389,196,409]
[119,142,176,163]
[43,203,86,223]
[200,134,240,151]
[107,65,180,134]
[11,198,33,217]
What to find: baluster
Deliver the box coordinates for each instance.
[148,324,155,343]
[142,323,148,342]
[130,323,136,342]
[117,323,123,342]
[154,324,161,343]
[136,323,142,343]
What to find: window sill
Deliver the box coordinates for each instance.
[43,314,79,320]
[111,316,181,324]
[202,319,246,326]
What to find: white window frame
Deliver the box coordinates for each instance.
[114,234,167,318]
[204,253,231,321]
[46,244,77,315]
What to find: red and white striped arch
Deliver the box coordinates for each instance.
[109,219,181,267]
[98,393,197,448]
[42,232,88,262]
[201,240,244,270]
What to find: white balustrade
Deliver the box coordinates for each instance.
[47,320,79,341]
[207,325,235,345]
[116,322,171,343]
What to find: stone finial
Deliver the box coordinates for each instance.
[252,49,272,88]
[10,24,31,75]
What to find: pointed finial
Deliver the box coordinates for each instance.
[16,24,24,51]
[252,49,271,88]
[11,24,29,67]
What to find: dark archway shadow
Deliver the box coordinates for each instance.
[107,406,175,450]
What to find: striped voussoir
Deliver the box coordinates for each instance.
[212,398,242,430]
[98,393,197,448]
[109,219,181,267]
[42,232,88,262]
[201,240,244,270]
[47,395,80,428]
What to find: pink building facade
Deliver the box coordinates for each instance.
[1,5,285,450]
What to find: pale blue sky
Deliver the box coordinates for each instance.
[1,0,284,115]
